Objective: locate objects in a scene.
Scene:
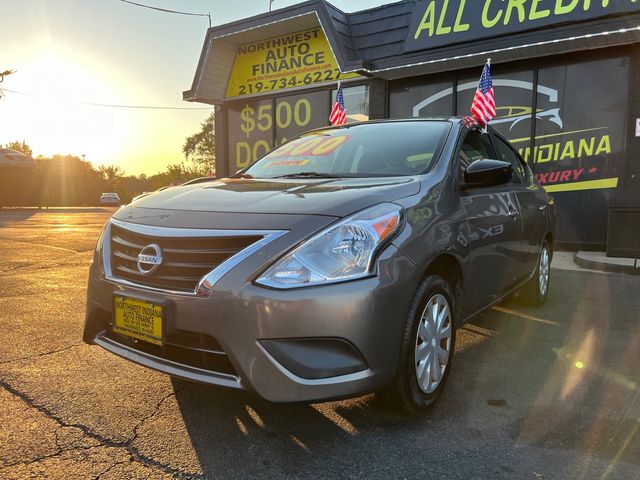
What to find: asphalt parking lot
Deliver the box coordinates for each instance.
[0,208,638,479]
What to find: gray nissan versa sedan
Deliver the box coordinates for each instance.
[83,118,555,412]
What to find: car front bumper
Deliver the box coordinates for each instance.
[83,243,420,403]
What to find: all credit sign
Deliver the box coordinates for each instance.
[405,0,640,53]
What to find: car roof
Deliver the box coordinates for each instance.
[300,116,481,135]
[0,148,36,167]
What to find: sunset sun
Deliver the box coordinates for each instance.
[3,49,131,166]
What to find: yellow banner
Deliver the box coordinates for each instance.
[544,177,619,193]
[226,28,360,98]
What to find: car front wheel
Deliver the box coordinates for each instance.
[379,275,456,413]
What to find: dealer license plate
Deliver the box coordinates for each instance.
[113,296,163,346]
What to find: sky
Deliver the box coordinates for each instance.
[0,0,392,176]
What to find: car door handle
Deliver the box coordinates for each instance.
[539,204,547,211]
[508,209,519,218]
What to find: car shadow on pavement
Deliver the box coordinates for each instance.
[170,377,469,478]
[171,269,640,478]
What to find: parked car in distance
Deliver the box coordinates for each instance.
[84,118,555,412]
[99,192,121,206]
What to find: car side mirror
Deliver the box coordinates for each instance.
[463,159,512,188]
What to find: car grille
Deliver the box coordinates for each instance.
[104,324,238,377]
[109,223,263,293]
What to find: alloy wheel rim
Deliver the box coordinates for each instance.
[539,247,550,297]
[414,293,452,394]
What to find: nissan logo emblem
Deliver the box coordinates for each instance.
[137,244,163,275]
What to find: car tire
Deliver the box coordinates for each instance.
[378,275,456,413]
[520,241,552,306]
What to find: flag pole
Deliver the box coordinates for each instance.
[483,58,489,133]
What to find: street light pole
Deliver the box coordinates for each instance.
[0,70,16,83]
[0,69,15,100]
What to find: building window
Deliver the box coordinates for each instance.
[332,84,369,123]
[390,76,453,118]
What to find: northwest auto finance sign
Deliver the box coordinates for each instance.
[226,28,360,98]
[405,0,640,53]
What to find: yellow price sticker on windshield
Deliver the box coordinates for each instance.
[265,159,311,168]
[269,136,350,159]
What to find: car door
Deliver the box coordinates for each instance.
[457,128,523,316]
[491,132,547,280]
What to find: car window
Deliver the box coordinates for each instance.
[458,129,496,172]
[245,121,450,178]
[493,134,526,184]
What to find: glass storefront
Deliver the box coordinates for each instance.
[332,84,370,123]
[227,84,369,173]
[220,35,631,247]
[533,56,629,244]
[390,75,452,118]
[387,49,630,245]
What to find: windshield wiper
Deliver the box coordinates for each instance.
[274,172,343,179]
[231,173,254,179]
[277,172,340,178]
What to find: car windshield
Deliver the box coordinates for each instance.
[244,121,450,179]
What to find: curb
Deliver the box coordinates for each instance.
[573,252,639,275]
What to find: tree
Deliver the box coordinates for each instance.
[97,164,125,190]
[3,140,32,156]
[164,163,186,186]
[34,155,105,206]
[158,162,208,187]
[183,111,215,175]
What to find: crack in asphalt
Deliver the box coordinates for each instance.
[0,378,201,479]
[94,458,129,480]
[0,262,34,272]
[0,236,81,254]
[131,384,188,443]
[0,259,86,276]
[2,443,113,470]
[0,237,89,275]
[0,291,40,299]
[2,446,65,470]
[0,343,85,365]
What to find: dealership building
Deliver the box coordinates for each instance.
[183,0,640,248]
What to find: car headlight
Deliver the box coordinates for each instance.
[93,222,109,276]
[256,203,402,289]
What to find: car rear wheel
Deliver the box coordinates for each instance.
[378,275,456,413]
[520,241,551,306]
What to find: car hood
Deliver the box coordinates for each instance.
[128,176,421,217]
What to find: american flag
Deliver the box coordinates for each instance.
[329,83,347,126]
[470,60,496,127]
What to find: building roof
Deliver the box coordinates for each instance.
[0,149,36,168]
[184,0,640,103]
[183,0,364,104]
